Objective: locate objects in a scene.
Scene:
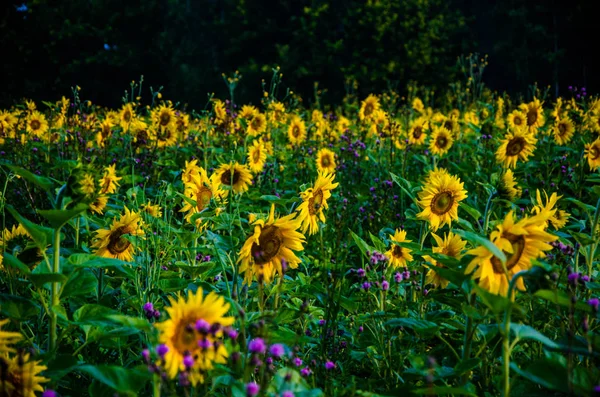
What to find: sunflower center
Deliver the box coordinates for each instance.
[491,233,526,273]
[160,112,171,126]
[321,155,331,167]
[364,103,374,117]
[590,145,600,160]
[436,135,448,149]
[123,110,132,122]
[220,169,240,186]
[252,148,261,162]
[526,109,538,126]
[443,120,453,131]
[430,191,454,215]
[102,125,111,138]
[506,137,525,156]
[308,189,324,215]
[251,225,283,265]
[514,116,523,126]
[30,120,41,130]
[413,126,423,139]
[292,126,300,138]
[173,320,199,353]
[392,244,404,258]
[251,117,262,130]
[107,226,132,255]
[557,122,567,136]
[196,187,213,211]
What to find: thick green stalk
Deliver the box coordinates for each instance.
[49,226,62,352]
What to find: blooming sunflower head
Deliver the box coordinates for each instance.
[0,319,22,354]
[465,211,557,297]
[0,352,49,396]
[385,229,413,268]
[423,231,466,289]
[553,117,575,145]
[412,97,425,113]
[531,189,568,230]
[584,138,600,170]
[429,126,454,156]
[287,116,307,145]
[519,98,545,132]
[316,148,336,174]
[247,140,267,174]
[237,205,305,284]
[359,94,380,121]
[92,207,145,262]
[296,172,339,235]
[214,162,252,194]
[507,110,526,130]
[154,288,234,386]
[408,117,428,146]
[417,173,468,231]
[247,112,267,137]
[119,103,135,130]
[141,201,163,218]
[180,169,226,227]
[495,127,537,169]
[153,104,176,131]
[99,164,122,195]
[267,101,286,125]
[26,111,49,139]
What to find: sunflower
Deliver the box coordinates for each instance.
[296,172,339,235]
[531,190,569,230]
[247,112,267,137]
[335,115,351,135]
[267,101,286,125]
[155,288,234,386]
[359,94,380,121]
[0,319,22,353]
[213,100,227,125]
[247,139,267,174]
[141,201,163,218]
[495,98,506,129]
[507,110,526,130]
[417,173,468,231]
[441,115,460,138]
[588,113,600,135]
[153,104,176,131]
[26,111,49,139]
[424,167,450,184]
[238,204,305,284]
[496,169,521,202]
[553,117,575,145]
[519,98,545,133]
[214,162,252,194]
[182,159,203,184]
[99,164,122,195]
[0,224,36,270]
[92,207,144,262]
[412,97,425,113]
[424,232,466,289]
[96,119,114,147]
[429,126,453,156]
[119,103,135,130]
[465,211,557,297]
[385,229,413,268]
[80,173,96,196]
[316,148,336,173]
[180,169,226,226]
[153,125,179,148]
[239,105,258,120]
[408,117,428,146]
[0,352,49,397]
[495,127,537,168]
[89,195,109,215]
[288,116,307,145]
[584,138,600,170]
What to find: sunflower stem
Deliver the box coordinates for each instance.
[482,190,497,234]
[49,226,62,352]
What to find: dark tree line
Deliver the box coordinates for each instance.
[0,0,596,108]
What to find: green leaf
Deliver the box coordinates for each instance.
[510,323,558,348]
[386,318,439,337]
[350,229,372,258]
[62,269,97,298]
[460,203,482,224]
[158,278,190,292]
[0,293,41,320]
[1,253,31,274]
[454,229,506,264]
[78,365,151,394]
[74,304,119,325]
[6,205,53,250]
[68,254,138,278]
[472,285,510,314]
[28,273,68,289]
[510,359,570,394]
[5,164,54,192]
[534,289,591,313]
[390,172,419,207]
[37,203,88,229]
[563,197,596,213]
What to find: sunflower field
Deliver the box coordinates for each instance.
[1,62,600,397]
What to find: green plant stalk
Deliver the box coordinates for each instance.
[501,270,529,397]
[482,190,497,234]
[49,226,62,352]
